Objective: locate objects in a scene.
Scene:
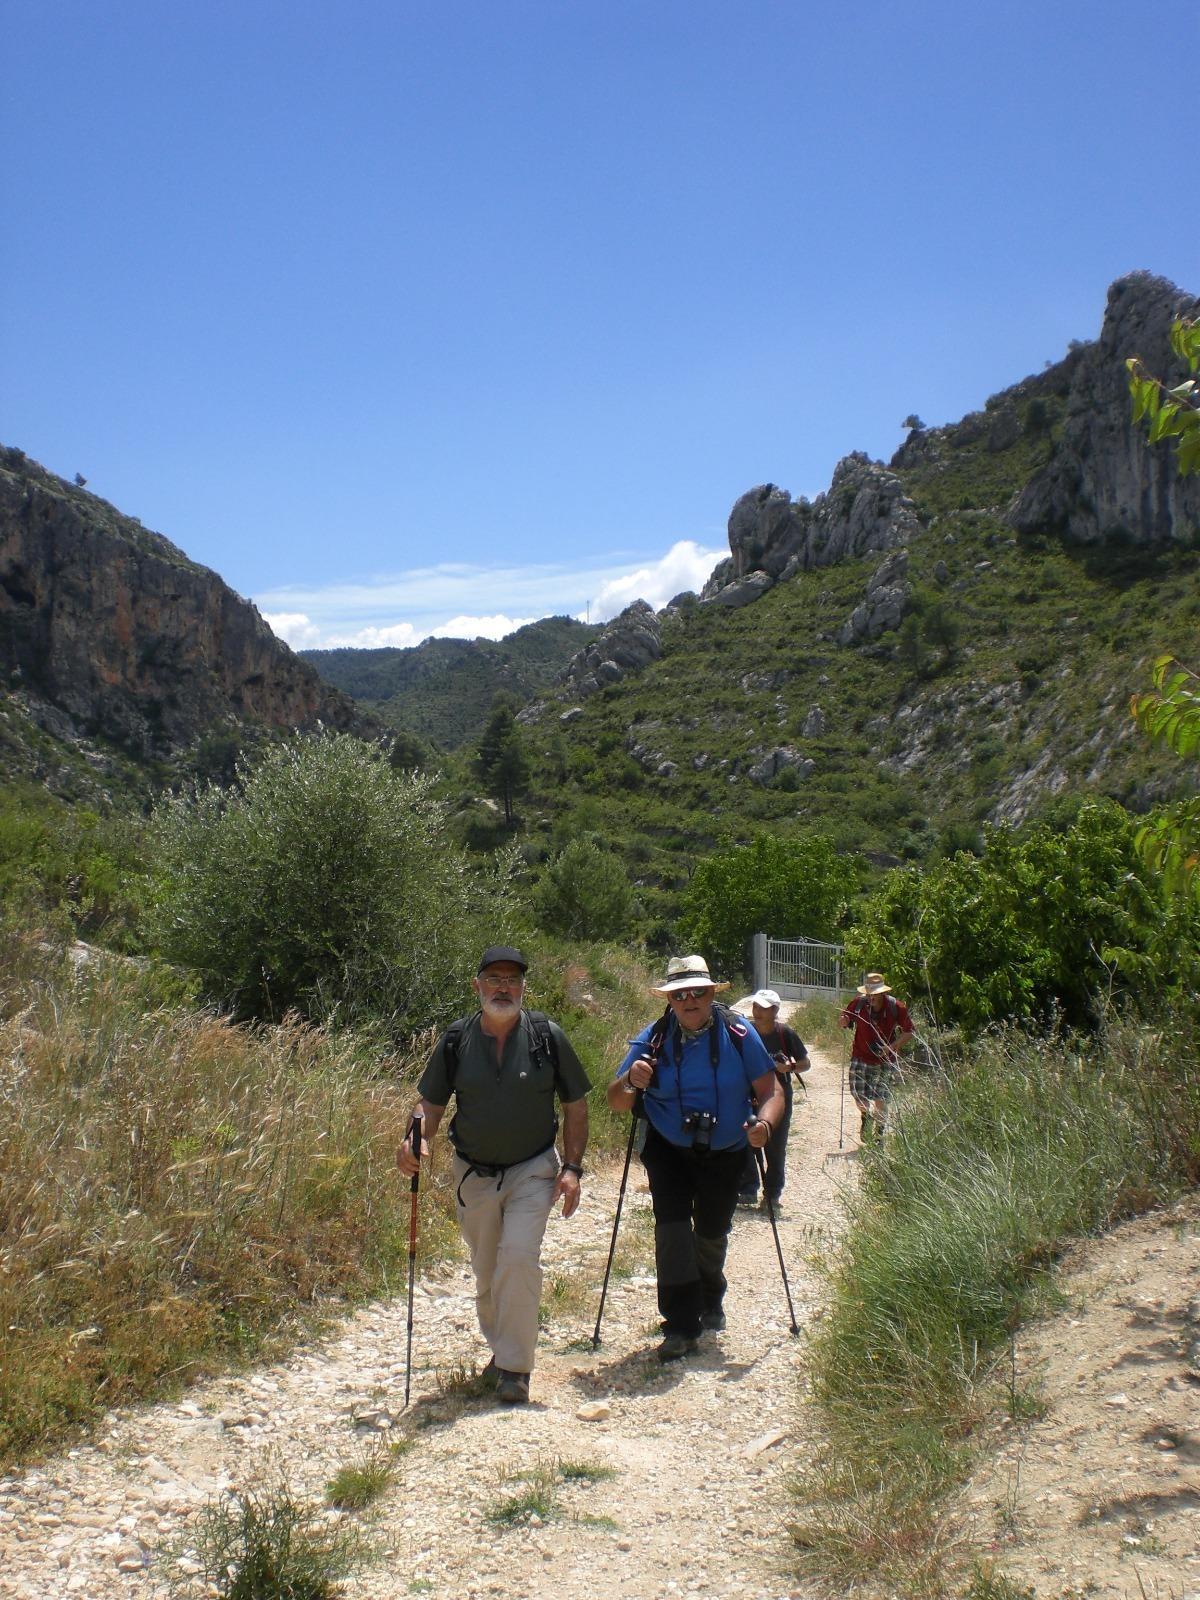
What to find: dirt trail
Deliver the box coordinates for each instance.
[0,1025,856,1600]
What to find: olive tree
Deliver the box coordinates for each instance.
[150,732,519,1031]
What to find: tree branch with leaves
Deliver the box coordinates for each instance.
[1126,316,1200,476]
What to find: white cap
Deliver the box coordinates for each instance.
[749,988,782,1009]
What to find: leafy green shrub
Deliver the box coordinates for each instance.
[678,831,856,977]
[533,838,635,941]
[846,800,1200,1033]
[149,732,520,1030]
[0,785,147,943]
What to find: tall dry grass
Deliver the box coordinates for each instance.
[794,1009,1200,1594]
[0,923,428,1467]
[0,922,654,1467]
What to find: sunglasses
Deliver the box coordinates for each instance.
[668,986,714,1002]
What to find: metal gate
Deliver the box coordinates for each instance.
[751,934,846,999]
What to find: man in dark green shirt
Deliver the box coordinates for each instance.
[397,946,590,1404]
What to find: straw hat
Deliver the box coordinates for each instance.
[651,955,730,996]
[857,972,892,996]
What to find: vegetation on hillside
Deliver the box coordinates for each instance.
[450,375,1199,944]
[301,615,596,750]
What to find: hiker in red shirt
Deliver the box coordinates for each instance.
[838,972,914,1142]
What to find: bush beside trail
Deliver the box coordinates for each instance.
[148,732,523,1034]
[846,799,1200,1035]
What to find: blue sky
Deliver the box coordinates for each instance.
[5,2,1196,648]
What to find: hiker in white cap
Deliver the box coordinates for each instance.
[736,988,810,1212]
[607,955,780,1361]
[838,972,914,1141]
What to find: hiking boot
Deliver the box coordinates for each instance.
[656,1333,699,1363]
[700,1307,726,1332]
[763,1194,783,1217]
[736,1190,758,1208]
[495,1369,530,1404]
[478,1357,500,1391]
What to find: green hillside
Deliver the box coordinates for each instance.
[301,614,597,749]
[500,374,1199,934]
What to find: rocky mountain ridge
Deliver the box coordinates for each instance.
[0,446,370,789]
[697,272,1199,619]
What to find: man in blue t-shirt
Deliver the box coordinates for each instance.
[608,955,781,1361]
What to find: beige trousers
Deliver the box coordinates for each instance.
[452,1145,559,1374]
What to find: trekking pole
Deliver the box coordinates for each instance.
[755,1146,799,1335]
[403,1113,423,1409]
[838,1047,847,1150]
[591,1092,642,1350]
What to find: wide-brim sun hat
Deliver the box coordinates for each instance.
[651,954,730,996]
[857,972,892,996]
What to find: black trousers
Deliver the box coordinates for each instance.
[740,1074,794,1200]
[639,1123,745,1338]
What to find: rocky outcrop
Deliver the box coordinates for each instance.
[701,454,919,606]
[1009,272,1200,544]
[745,745,814,785]
[559,600,662,697]
[0,446,369,757]
[836,549,911,644]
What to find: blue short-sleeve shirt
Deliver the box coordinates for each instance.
[617,1010,774,1150]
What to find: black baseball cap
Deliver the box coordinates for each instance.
[477,945,528,974]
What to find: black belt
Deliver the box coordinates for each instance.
[453,1135,556,1207]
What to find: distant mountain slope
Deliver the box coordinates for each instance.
[0,446,371,793]
[302,616,597,749]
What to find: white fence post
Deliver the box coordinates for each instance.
[752,932,767,991]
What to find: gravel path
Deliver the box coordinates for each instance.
[0,1022,856,1600]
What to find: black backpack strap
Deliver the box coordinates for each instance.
[521,1009,566,1095]
[714,1003,748,1061]
[441,1016,468,1095]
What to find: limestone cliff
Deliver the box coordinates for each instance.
[701,272,1199,619]
[701,453,920,605]
[1008,271,1200,544]
[0,446,368,761]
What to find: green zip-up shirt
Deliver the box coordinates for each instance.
[419,1011,590,1166]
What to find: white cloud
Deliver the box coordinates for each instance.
[261,611,324,649]
[589,539,723,621]
[254,539,727,651]
[325,620,421,649]
[431,613,539,641]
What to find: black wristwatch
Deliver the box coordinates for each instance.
[561,1162,584,1178]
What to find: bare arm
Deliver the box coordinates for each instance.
[607,1053,653,1110]
[395,1098,446,1175]
[746,1071,782,1147]
[552,1097,589,1218]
